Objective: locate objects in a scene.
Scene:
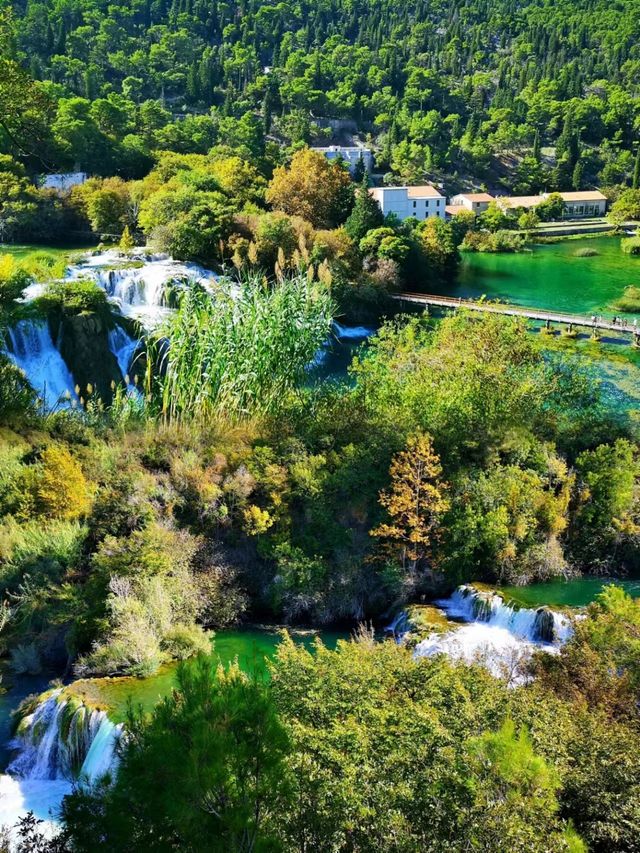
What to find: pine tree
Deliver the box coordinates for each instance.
[352,153,366,184]
[344,177,383,241]
[533,129,541,162]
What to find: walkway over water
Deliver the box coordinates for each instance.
[394,292,640,340]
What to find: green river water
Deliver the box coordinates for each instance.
[499,578,640,609]
[444,236,640,320]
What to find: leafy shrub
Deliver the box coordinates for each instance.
[0,355,38,424]
[38,278,109,315]
[461,229,526,253]
[162,623,211,660]
[0,517,86,571]
[34,445,92,520]
[611,285,640,313]
[0,255,33,304]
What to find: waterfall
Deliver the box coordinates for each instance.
[411,585,573,685]
[66,251,218,327]
[434,585,572,643]
[385,610,411,638]
[79,716,120,784]
[0,690,122,831]
[107,326,139,382]
[3,320,76,409]
[7,690,122,784]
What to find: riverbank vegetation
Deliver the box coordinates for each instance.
[42,582,639,852]
[0,307,637,681]
[612,285,640,313]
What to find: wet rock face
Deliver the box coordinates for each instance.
[533,608,556,643]
[54,313,123,405]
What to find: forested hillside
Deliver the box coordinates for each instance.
[6,0,640,188]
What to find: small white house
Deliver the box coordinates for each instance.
[312,146,373,174]
[39,172,88,192]
[449,192,495,213]
[369,185,446,222]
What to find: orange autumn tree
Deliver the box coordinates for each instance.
[372,432,450,579]
[266,148,352,228]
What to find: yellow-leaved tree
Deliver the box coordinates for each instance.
[34,445,92,520]
[372,432,449,578]
[266,148,352,228]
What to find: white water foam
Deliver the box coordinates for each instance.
[65,250,217,327]
[333,322,375,340]
[410,585,573,685]
[3,320,76,409]
[1,690,122,836]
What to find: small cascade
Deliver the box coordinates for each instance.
[3,320,76,408]
[66,251,218,327]
[107,325,140,383]
[385,610,411,638]
[333,322,375,340]
[412,585,574,684]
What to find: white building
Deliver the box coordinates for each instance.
[449,192,494,213]
[369,185,446,222]
[312,146,373,174]
[39,172,88,192]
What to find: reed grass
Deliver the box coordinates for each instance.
[147,272,334,420]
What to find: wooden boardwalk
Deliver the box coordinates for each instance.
[393,292,640,339]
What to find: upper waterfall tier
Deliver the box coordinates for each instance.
[64,250,218,327]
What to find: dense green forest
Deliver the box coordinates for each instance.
[4,0,640,189]
[2,0,640,849]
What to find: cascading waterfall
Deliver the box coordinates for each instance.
[7,690,122,784]
[66,250,218,327]
[410,585,573,684]
[107,326,140,383]
[436,585,573,643]
[3,321,76,408]
[0,690,122,832]
[7,250,218,405]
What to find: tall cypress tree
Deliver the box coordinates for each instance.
[533,129,541,162]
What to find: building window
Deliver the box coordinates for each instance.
[436,199,440,206]
[413,200,416,208]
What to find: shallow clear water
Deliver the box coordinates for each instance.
[498,577,640,609]
[53,627,349,725]
[444,237,640,320]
